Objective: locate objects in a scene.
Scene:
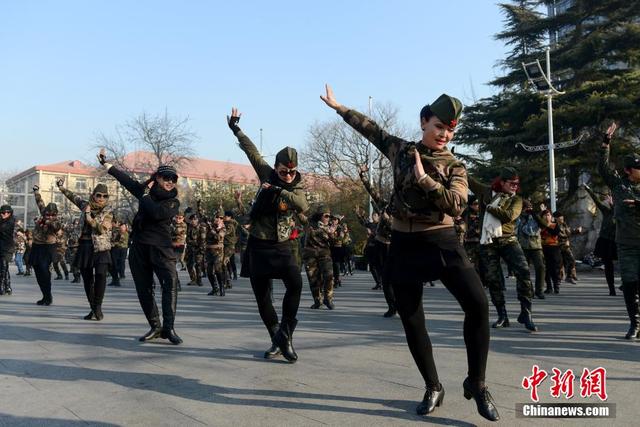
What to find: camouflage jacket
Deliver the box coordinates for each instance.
[205,222,225,254]
[463,211,481,243]
[338,108,466,232]
[223,218,238,249]
[186,223,207,252]
[516,213,547,250]
[60,187,113,252]
[15,230,26,253]
[557,223,575,247]
[32,190,63,245]
[598,144,640,246]
[172,221,187,247]
[233,130,309,242]
[113,230,129,249]
[303,220,334,257]
[468,177,523,239]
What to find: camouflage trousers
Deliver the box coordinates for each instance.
[479,236,534,307]
[304,254,334,303]
[186,247,204,284]
[560,245,577,281]
[464,242,482,280]
[206,249,226,293]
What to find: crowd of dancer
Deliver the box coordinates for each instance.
[0,87,638,422]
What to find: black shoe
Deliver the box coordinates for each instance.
[161,329,183,345]
[54,275,63,280]
[36,298,46,305]
[263,343,282,359]
[139,327,162,342]
[517,300,538,332]
[16,272,24,276]
[625,324,640,340]
[371,285,381,290]
[94,305,104,321]
[492,305,509,328]
[310,301,321,309]
[416,384,445,415]
[323,299,335,310]
[544,288,552,294]
[383,309,396,318]
[197,282,203,287]
[83,310,95,320]
[272,321,298,363]
[535,291,545,299]
[463,378,500,421]
[207,290,218,296]
[4,287,11,296]
[609,290,617,296]
[43,298,52,306]
[187,281,196,286]
[554,287,560,294]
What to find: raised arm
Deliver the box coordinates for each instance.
[320,84,406,159]
[56,178,88,210]
[597,123,621,190]
[227,108,272,182]
[32,185,46,215]
[97,149,146,199]
[583,184,612,215]
[358,165,385,212]
[467,175,489,199]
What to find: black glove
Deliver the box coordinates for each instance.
[56,178,64,188]
[32,185,39,192]
[227,115,241,133]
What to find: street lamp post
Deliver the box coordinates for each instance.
[368,96,374,219]
[522,47,564,212]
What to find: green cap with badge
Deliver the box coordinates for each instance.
[422,94,463,128]
[275,147,298,169]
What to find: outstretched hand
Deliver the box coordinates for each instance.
[320,84,342,110]
[56,178,65,188]
[227,108,242,133]
[603,122,617,146]
[97,148,107,165]
[32,185,39,192]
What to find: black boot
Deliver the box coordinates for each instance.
[272,319,298,363]
[83,306,95,320]
[139,317,162,342]
[517,298,538,332]
[416,383,445,415]
[160,329,183,345]
[264,324,282,359]
[383,307,396,318]
[622,282,640,340]
[309,299,321,309]
[492,305,509,328]
[93,305,104,321]
[323,297,335,310]
[463,378,500,421]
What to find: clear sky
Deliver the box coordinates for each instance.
[1,0,509,175]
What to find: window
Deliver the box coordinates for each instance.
[75,178,87,191]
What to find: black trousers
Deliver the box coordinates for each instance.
[390,229,489,388]
[374,240,395,311]
[543,245,562,290]
[81,264,108,309]
[248,238,302,332]
[128,242,178,330]
[31,243,55,300]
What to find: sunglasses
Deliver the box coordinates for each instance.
[322,214,331,218]
[94,193,109,199]
[159,174,178,183]
[278,169,297,177]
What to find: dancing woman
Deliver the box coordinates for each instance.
[321,85,499,421]
[30,186,62,305]
[99,151,183,344]
[227,108,309,362]
[57,178,113,320]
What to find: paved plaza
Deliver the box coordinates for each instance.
[0,265,638,426]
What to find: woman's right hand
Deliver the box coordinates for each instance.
[603,122,617,146]
[320,84,342,110]
[227,108,242,133]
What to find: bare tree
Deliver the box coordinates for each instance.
[301,101,418,198]
[93,111,198,220]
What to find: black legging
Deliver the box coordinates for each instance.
[250,266,302,331]
[543,245,562,290]
[393,265,489,388]
[603,256,615,293]
[31,243,55,301]
[81,267,108,309]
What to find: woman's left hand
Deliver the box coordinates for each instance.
[83,204,91,213]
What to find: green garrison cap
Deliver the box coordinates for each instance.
[500,166,519,180]
[430,94,463,128]
[624,154,640,170]
[275,146,298,169]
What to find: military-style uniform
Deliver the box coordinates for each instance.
[356,211,381,287]
[223,215,238,288]
[186,218,206,286]
[67,224,81,283]
[469,169,537,332]
[52,228,69,280]
[329,221,345,287]
[598,143,640,339]
[205,216,226,296]
[171,217,187,290]
[335,95,499,421]
[31,189,63,305]
[303,209,336,309]
[516,209,547,298]
[463,208,482,278]
[229,115,308,363]
[557,222,578,283]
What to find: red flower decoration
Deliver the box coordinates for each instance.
[449,119,458,128]
[286,162,295,168]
